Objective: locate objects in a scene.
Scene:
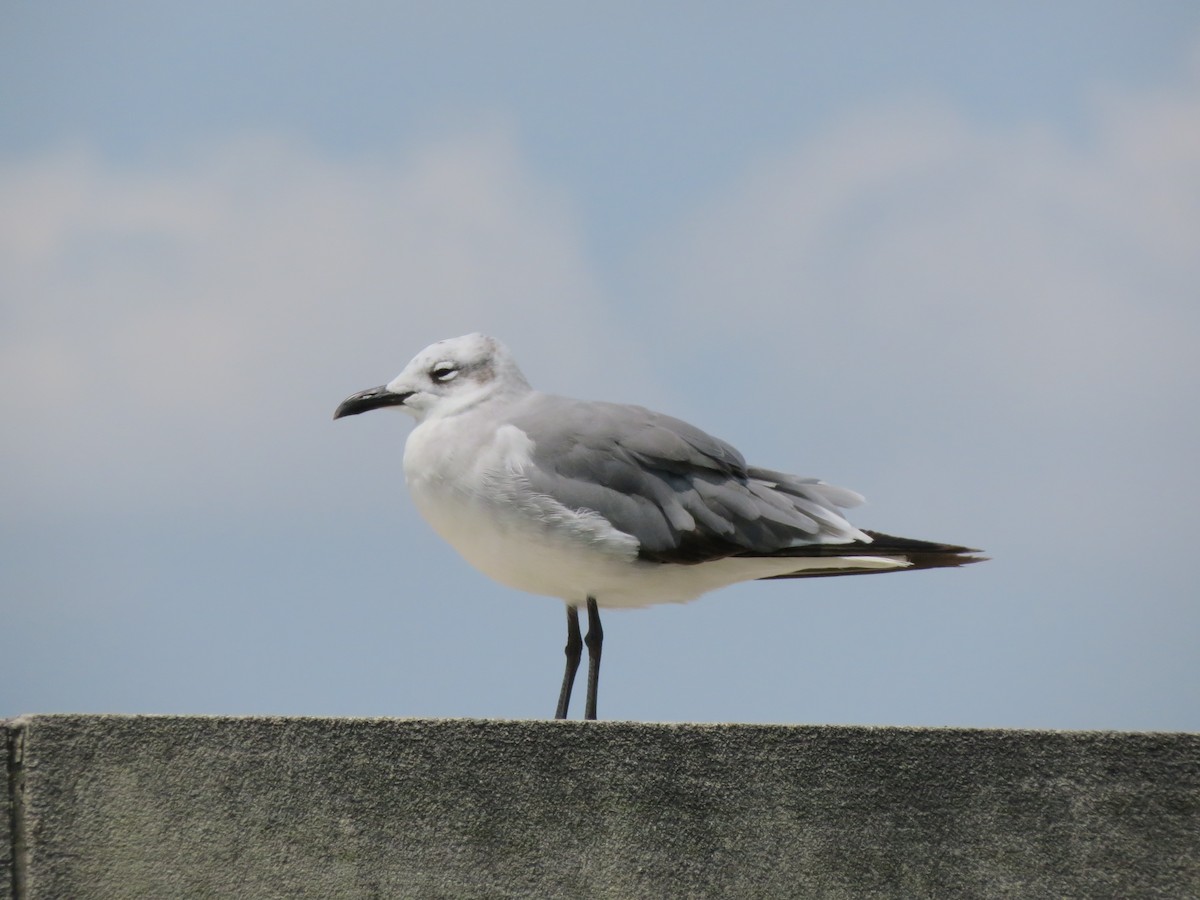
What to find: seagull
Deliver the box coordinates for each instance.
[334,333,983,720]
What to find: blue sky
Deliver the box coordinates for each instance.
[3,3,1199,728]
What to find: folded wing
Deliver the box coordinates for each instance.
[510,394,890,566]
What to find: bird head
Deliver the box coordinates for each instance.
[334,333,531,424]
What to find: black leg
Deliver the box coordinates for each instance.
[584,597,603,721]
[555,605,582,719]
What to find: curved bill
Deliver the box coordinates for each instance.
[333,386,412,420]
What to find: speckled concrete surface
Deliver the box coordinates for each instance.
[4,715,1198,898]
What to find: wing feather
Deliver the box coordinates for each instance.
[509,393,866,564]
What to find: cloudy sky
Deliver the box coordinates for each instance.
[3,3,1198,729]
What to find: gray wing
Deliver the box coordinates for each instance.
[508,393,867,564]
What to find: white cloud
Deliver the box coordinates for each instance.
[645,81,1200,417]
[0,129,624,519]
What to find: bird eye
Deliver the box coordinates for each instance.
[431,364,458,383]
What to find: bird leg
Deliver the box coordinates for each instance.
[584,597,603,721]
[555,604,582,719]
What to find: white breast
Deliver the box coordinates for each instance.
[403,416,643,604]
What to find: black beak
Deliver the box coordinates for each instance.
[333,386,412,420]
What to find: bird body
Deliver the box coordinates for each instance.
[335,332,983,718]
[403,392,908,609]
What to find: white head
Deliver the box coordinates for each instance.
[334,333,531,424]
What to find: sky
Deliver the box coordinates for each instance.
[2,3,1199,729]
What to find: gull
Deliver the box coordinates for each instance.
[334,333,983,720]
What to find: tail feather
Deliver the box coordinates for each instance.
[754,530,987,580]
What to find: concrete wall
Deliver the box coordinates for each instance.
[4,715,1198,899]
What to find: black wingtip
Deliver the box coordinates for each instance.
[858,530,988,570]
[752,529,986,580]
